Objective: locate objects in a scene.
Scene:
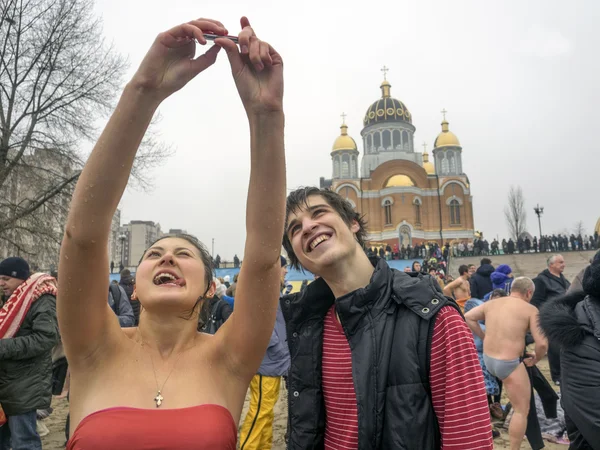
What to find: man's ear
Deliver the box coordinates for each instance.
[350,220,360,234]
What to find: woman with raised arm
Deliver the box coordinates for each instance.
[58,17,285,450]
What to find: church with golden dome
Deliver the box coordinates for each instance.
[319,71,475,248]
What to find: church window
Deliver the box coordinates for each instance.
[382,130,391,150]
[341,160,349,178]
[402,131,409,150]
[384,200,393,225]
[448,153,457,173]
[351,156,356,178]
[393,130,401,149]
[367,134,372,152]
[333,159,340,178]
[450,200,461,225]
[374,132,381,149]
[441,156,449,173]
[414,199,422,225]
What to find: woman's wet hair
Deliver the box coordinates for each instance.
[139,233,214,320]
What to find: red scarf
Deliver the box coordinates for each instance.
[0,273,57,339]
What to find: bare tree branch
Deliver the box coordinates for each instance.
[573,221,585,238]
[0,0,171,268]
[504,185,528,241]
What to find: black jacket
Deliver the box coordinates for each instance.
[539,291,600,450]
[0,294,59,416]
[532,269,571,309]
[281,258,463,449]
[470,264,494,299]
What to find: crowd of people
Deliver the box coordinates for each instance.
[2,14,600,450]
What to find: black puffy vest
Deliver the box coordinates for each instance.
[281,258,460,450]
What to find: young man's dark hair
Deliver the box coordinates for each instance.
[283,187,367,270]
[481,258,492,266]
[459,264,469,276]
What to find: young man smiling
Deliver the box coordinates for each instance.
[281,187,493,450]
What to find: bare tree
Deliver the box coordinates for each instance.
[0,0,169,266]
[573,221,586,237]
[504,185,528,241]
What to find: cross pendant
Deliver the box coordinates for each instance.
[154,391,164,408]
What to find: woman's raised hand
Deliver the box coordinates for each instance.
[216,17,283,115]
[131,19,227,101]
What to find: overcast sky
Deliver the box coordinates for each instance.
[93,0,599,260]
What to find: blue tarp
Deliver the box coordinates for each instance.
[108,259,422,283]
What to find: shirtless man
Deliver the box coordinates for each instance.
[465,277,548,450]
[443,264,471,310]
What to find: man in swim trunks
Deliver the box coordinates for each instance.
[465,277,548,450]
[443,264,471,310]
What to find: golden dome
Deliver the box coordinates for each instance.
[434,120,461,148]
[385,174,415,187]
[422,151,435,175]
[332,123,358,152]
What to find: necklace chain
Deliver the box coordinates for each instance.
[142,340,185,408]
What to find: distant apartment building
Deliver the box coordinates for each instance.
[0,148,75,271]
[116,220,163,269]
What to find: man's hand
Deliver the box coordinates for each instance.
[523,353,537,367]
[217,17,283,116]
[131,18,226,101]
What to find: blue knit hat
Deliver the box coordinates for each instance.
[0,257,30,280]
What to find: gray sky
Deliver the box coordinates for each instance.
[94,0,599,259]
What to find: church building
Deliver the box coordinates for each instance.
[319,71,475,248]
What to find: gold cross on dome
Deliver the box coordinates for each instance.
[341,112,347,124]
[441,108,448,121]
[154,392,163,407]
[381,65,389,80]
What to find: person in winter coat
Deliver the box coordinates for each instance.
[0,257,59,449]
[532,254,570,384]
[119,269,138,325]
[539,252,600,449]
[470,258,495,299]
[280,187,493,450]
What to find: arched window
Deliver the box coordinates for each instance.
[441,156,449,173]
[341,160,349,178]
[393,130,401,149]
[382,130,391,150]
[414,199,422,225]
[373,132,381,149]
[448,152,457,173]
[384,200,393,225]
[402,131,409,150]
[333,159,340,178]
[450,199,461,225]
[367,134,372,152]
[350,156,356,178]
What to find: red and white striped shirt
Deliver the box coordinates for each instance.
[322,305,493,450]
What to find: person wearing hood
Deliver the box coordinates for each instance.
[489,265,514,295]
[532,254,570,385]
[539,252,600,449]
[470,258,495,299]
[411,260,423,273]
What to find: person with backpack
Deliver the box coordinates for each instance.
[108,282,135,328]
[281,187,493,449]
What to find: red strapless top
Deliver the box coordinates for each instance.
[67,404,237,450]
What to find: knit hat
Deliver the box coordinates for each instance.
[495,264,512,275]
[281,256,288,267]
[0,257,30,280]
[224,275,230,283]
